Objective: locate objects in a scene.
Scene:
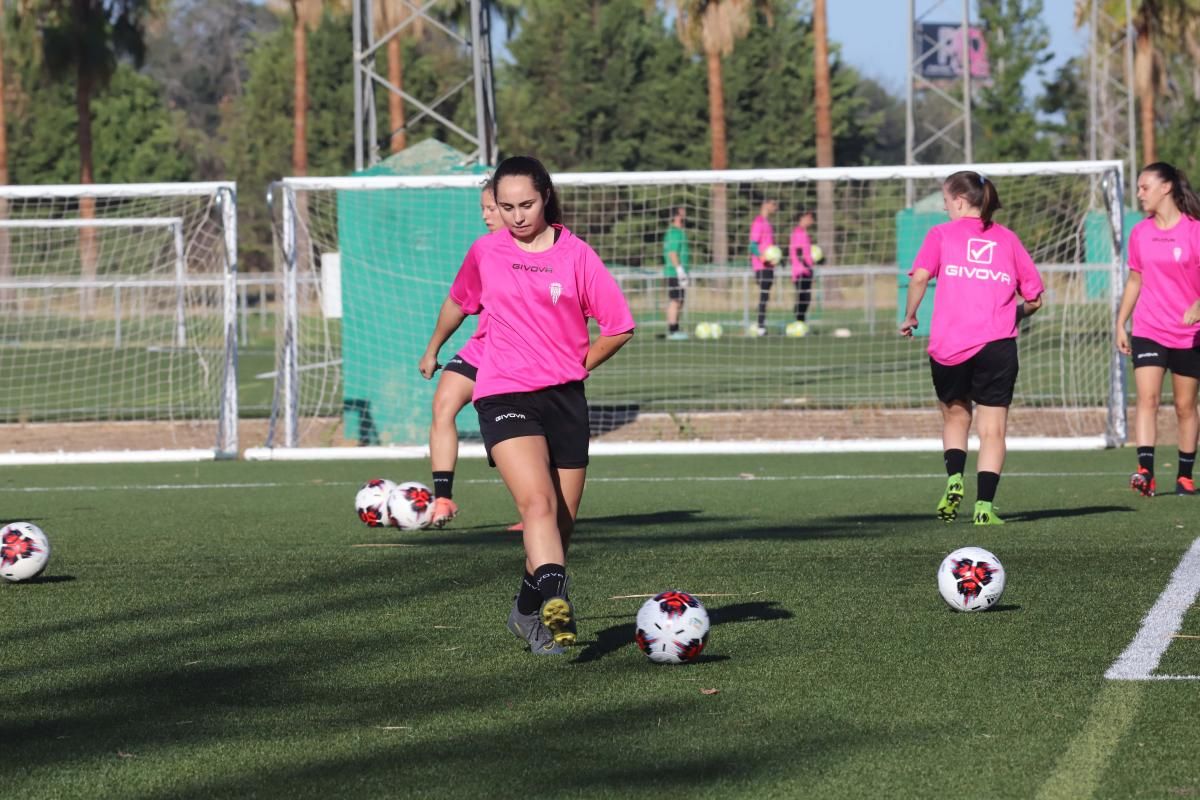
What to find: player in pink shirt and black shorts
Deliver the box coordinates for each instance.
[1115,162,1200,497]
[419,181,504,528]
[439,156,635,655]
[902,171,1045,525]
[750,198,780,336]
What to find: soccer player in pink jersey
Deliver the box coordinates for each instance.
[437,156,635,654]
[1115,162,1200,497]
[419,182,505,528]
[788,210,817,324]
[749,198,780,336]
[901,171,1044,525]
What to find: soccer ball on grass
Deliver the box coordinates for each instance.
[635,590,711,664]
[1,522,51,583]
[387,481,436,530]
[937,546,1006,612]
[356,478,397,527]
[694,321,724,340]
[785,320,810,338]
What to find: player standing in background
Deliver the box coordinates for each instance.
[901,171,1044,525]
[438,155,635,655]
[418,182,506,528]
[663,206,690,341]
[789,210,816,327]
[1117,162,1200,497]
[750,197,780,336]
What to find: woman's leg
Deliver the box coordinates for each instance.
[429,370,474,525]
[1131,365,1165,495]
[1172,372,1199,492]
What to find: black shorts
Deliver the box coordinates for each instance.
[667,276,685,303]
[1130,335,1200,379]
[757,269,775,293]
[474,381,589,469]
[930,338,1019,407]
[442,352,478,381]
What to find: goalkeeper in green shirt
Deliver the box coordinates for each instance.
[663,206,690,340]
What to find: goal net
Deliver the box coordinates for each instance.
[261,161,1125,455]
[0,183,239,463]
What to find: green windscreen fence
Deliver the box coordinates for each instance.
[895,209,947,337]
[337,160,488,444]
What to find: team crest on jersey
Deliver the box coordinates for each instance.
[549,282,562,305]
[1174,246,1183,262]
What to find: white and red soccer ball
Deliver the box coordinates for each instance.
[635,590,711,664]
[386,481,435,530]
[355,479,435,530]
[1,522,51,583]
[937,546,1006,612]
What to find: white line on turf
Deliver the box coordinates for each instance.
[0,471,1128,493]
[1033,682,1143,800]
[1105,536,1200,681]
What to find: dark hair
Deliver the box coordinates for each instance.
[943,170,1002,230]
[492,155,562,225]
[796,209,813,222]
[1140,162,1200,219]
[480,174,495,195]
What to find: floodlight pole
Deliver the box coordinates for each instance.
[352,0,498,169]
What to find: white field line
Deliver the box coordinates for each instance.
[1105,537,1200,681]
[1034,683,1144,800]
[0,471,1127,494]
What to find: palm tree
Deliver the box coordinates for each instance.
[1083,0,1199,165]
[812,0,833,261]
[669,0,755,265]
[16,0,154,306]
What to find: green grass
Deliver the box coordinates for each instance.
[3,450,1199,798]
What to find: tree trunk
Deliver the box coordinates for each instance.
[705,45,728,266]
[1134,20,1155,165]
[77,66,98,311]
[388,36,406,153]
[813,0,835,266]
[293,16,308,177]
[0,24,10,308]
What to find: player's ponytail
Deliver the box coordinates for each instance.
[1142,162,1200,220]
[944,170,1003,231]
[492,155,563,225]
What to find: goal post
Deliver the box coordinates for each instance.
[256,161,1126,457]
[0,182,239,463]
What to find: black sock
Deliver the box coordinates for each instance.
[1137,447,1155,476]
[1179,451,1196,480]
[516,572,542,615]
[668,322,679,333]
[944,449,967,477]
[432,471,454,499]
[977,471,1000,503]
[533,563,567,601]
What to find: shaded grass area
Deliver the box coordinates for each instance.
[2,451,1198,798]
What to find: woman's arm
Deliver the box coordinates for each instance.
[419,296,469,379]
[584,331,634,371]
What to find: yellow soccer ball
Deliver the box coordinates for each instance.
[763,245,783,265]
[695,321,724,340]
[810,244,824,263]
[786,320,810,338]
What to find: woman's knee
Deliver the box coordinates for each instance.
[517,493,557,521]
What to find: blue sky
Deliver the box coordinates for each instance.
[827,1,1086,95]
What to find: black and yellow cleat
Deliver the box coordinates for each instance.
[937,473,965,522]
[973,500,1005,526]
[540,596,577,647]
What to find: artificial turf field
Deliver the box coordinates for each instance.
[3,449,1198,799]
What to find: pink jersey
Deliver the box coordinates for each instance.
[455,312,487,366]
[909,216,1044,366]
[1128,215,1200,349]
[750,215,774,272]
[449,225,636,400]
[789,225,813,279]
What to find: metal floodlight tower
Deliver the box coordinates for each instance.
[1087,0,1137,194]
[352,0,498,170]
[906,0,975,204]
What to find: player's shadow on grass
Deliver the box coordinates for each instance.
[10,574,77,584]
[574,600,792,664]
[1002,505,1132,522]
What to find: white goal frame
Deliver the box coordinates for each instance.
[0,182,239,464]
[252,161,1126,459]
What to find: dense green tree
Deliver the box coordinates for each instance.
[974,0,1054,162]
[498,0,707,171]
[1039,55,1089,161]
